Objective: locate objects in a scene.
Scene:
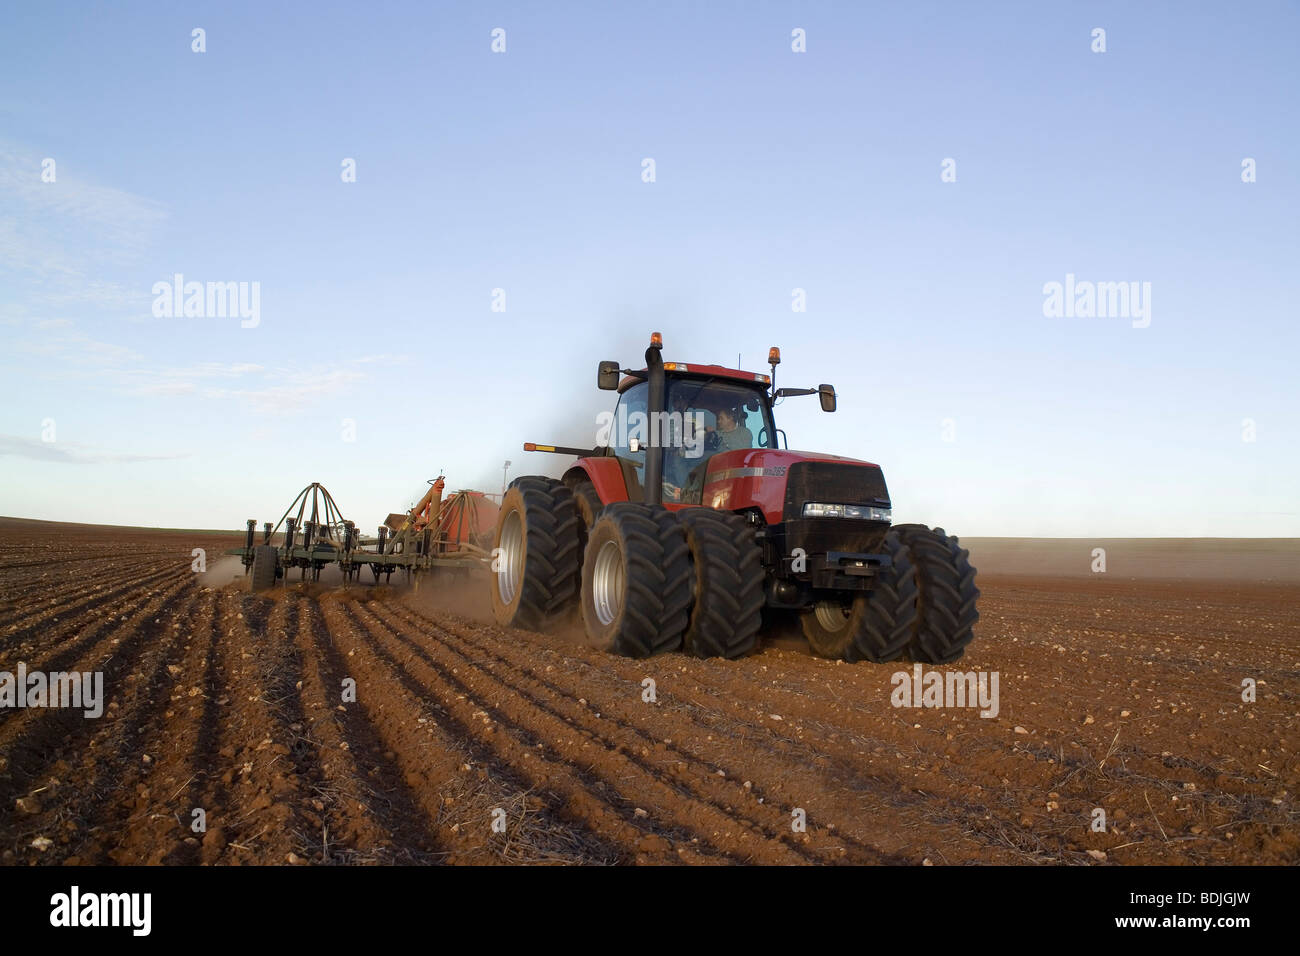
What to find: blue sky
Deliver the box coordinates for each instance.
[1,1,1296,535]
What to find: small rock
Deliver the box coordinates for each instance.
[1083,715,1094,725]
[30,836,53,851]
[633,808,649,818]
[1120,710,1131,718]
[1086,849,1107,862]
[15,796,42,814]
[1013,726,1028,735]
[286,852,302,864]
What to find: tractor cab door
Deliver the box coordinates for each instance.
[610,381,650,501]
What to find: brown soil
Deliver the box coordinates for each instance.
[1,519,1296,865]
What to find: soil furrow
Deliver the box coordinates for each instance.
[353,599,803,863]
[0,584,204,863]
[329,597,626,864]
[294,596,443,863]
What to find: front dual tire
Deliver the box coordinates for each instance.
[799,525,980,663]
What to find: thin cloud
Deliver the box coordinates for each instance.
[0,434,189,465]
[3,316,398,413]
[0,143,167,246]
[0,142,167,310]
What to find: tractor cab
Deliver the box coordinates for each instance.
[608,368,780,504]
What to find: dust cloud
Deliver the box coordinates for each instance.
[196,554,249,588]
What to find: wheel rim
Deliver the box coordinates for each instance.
[813,598,851,632]
[591,539,624,626]
[497,508,524,606]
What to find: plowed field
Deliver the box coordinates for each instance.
[1,520,1296,865]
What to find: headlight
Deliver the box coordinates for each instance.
[802,502,891,521]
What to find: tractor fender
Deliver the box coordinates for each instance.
[563,458,628,506]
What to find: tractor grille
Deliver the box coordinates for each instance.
[782,461,890,521]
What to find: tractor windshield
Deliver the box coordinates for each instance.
[663,377,777,503]
[609,376,777,505]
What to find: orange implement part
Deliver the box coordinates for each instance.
[436,491,498,547]
[410,477,445,531]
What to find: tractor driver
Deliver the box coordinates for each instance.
[674,405,754,502]
[712,407,753,452]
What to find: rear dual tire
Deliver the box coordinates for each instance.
[581,504,692,658]
[490,477,582,631]
[580,505,764,660]
[494,482,763,661]
[676,509,763,659]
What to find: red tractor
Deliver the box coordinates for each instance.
[490,334,978,663]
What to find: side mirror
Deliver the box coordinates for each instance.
[598,361,620,390]
[819,384,837,413]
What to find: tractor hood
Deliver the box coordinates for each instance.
[698,449,890,525]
